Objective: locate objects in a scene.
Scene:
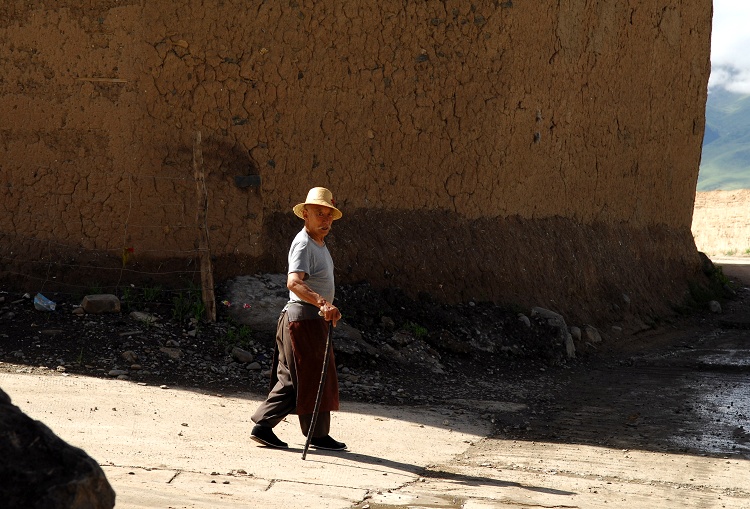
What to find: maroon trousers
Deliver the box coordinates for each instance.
[251,306,339,437]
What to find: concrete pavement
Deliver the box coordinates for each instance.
[713,256,750,288]
[3,367,749,508]
[0,372,491,508]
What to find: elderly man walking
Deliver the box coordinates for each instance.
[250,187,346,451]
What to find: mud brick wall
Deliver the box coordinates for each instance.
[0,1,712,324]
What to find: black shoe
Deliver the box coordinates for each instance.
[251,425,288,448]
[310,435,347,451]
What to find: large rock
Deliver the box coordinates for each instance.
[81,295,121,315]
[231,346,254,363]
[225,274,380,358]
[332,321,379,357]
[224,274,290,334]
[0,388,116,508]
[531,307,576,359]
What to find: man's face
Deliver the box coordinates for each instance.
[303,204,335,239]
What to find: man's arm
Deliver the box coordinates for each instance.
[287,271,341,326]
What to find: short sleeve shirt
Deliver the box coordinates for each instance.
[288,228,335,303]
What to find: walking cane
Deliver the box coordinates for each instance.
[302,318,333,460]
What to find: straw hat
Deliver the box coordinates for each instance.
[293,187,343,220]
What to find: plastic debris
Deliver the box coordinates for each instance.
[33,293,56,311]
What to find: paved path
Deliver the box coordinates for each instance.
[712,256,750,286]
[3,361,749,508]
[0,374,490,508]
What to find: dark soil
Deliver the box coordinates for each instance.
[0,282,565,403]
[0,273,738,407]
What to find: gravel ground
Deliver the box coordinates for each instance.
[1,271,744,413]
[0,282,585,407]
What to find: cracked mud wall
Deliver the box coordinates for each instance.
[0,1,712,324]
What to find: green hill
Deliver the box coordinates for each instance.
[698,88,750,191]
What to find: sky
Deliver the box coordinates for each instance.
[708,0,750,93]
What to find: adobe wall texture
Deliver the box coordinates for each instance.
[0,1,712,325]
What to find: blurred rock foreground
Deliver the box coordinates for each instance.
[0,388,116,509]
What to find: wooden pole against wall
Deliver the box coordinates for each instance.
[193,131,217,322]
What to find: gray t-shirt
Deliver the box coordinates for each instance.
[287,228,335,303]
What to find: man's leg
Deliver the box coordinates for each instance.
[298,411,330,438]
[250,359,296,427]
[298,412,346,450]
[250,313,296,448]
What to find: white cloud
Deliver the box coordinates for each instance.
[709,0,750,93]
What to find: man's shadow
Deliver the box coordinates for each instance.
[276,446,575,497]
